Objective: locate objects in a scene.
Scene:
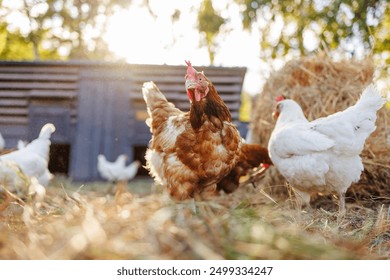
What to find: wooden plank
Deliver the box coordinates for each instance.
[29,89,77,98]
[134,105,240,121]
[0,116,28,125]
[164,101,240,110]
[219,95,241,101]
[131,75,244,84]
[30,98,75,108]
[0,73,78,82]
[130,83,242,93]
[79,68,133,81]
[0,62,245,78]
[0,90,28,97]
[0,81,77,90]
[226,103,241,110]
[0,66,79,74]
[0,99,28,106]
[0,107,28,115]
[129,64,246,76]
[132,93,241,104]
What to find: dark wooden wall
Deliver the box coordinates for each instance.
[0,63,78,147]
[0,61,246,181]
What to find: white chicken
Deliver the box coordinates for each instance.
[97,154,140,182]
[97,154,126,181]
[0,123,55,189]
[97,154,141,199]
[268,85,386,212]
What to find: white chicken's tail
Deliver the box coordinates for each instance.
[39,123,56,139]
[354,85,386,112]
[349,84,386,149]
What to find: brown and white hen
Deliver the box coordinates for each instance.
[143,61,243,200]
[144,61,272,199]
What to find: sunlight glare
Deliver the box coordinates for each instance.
[104,0,208,65]
[104,0,266,94]
[104,7,164,64]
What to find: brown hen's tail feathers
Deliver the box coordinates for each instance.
[240,143,272,167]
[217,143,272,193]
[142,81,181,129]
[142,82,169,108]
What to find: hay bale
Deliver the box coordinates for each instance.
[250,53,390,197]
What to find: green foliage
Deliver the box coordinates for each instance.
[0,23,34,60]
[373,2,390,78]
[198,0,225,63]
[0,0,134,61]
[0,23,65,61]
[237,0,388,59]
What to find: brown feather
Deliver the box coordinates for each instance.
[189,81,231,130]
[217,144,272,193]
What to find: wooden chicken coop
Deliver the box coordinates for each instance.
[0,61,246,181]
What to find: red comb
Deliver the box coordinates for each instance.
[185,60,197,78]
[276,95,285,102]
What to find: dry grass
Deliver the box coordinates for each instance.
[0,176,389,260]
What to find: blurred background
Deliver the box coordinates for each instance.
[0,1,389,261]
[0,0,389,180]
[1,0,389,103]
